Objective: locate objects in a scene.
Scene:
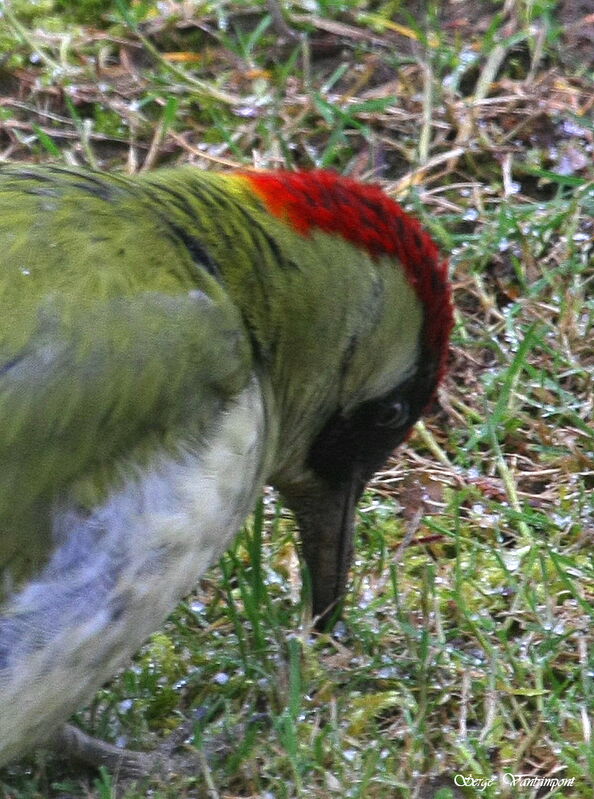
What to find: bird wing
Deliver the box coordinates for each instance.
[0,166,253,582]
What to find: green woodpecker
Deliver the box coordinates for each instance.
[0,164,452,769]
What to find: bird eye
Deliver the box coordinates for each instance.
[377,400,408,428]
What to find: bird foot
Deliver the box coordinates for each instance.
[52,720,202,780]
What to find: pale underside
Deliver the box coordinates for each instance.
[0,380,265,765]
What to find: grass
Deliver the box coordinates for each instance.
[0,1,593,797]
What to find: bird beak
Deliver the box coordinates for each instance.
[282,474,363,630]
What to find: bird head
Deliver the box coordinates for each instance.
[234,170,453,628]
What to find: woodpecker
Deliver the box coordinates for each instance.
[0,164,452,769]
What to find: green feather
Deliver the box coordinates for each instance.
[0,163,422,588]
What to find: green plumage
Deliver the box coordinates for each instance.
[0,167,253,586]
[0,163,429,768]
[0,165,422,586]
